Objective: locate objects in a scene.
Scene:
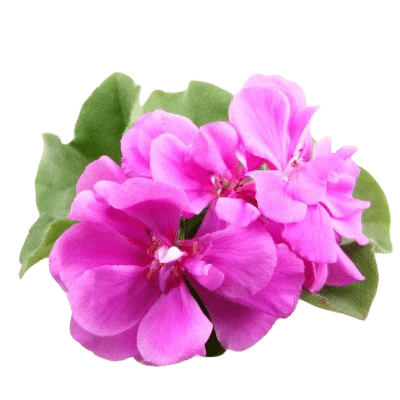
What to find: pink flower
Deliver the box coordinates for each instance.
[229,75,369,290]
[122,109,260,227]
[50,159,305,364]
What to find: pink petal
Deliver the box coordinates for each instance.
[68,264,159,336]
[199,222,277,298]
[313,137,332,158]
[235,243,305,317]
[282,204,337,264]
[69,190,151,247]
[185,258,225,291]
[303,261,329,293]
[192,282,277,351]
[150,133,213,214]
[137,283,212,366]
[70,318,141,361]
[76,156,126,193]
[323,176,369,219]
[194,204,228,237]
[229,86,291,169]
[94,178,187,243]
[121,110,198,178]
[215,197,260,227]
[249,170,307,223]
[241,74,308,110]
[50,222,146,290]
[287,106,319,160]
[330,210,370,246]
[325,246,365,286]
[193,122,239,175]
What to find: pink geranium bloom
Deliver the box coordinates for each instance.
[49,160,305,364]
[122,109,260,227]
[229,74,369,290]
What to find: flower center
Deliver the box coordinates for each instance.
[146,231,200,292]
[211,173,250,198]
[283,156,303,181]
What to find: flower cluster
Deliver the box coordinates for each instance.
[49,75,371,366]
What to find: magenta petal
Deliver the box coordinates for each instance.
[194,204,228,237]
[193,122,239,175]
[199,222,277,298]
[282,205,337,264]
[51,222,143,290]
[235,243,304,317]
[215,197,260,227]
[323,176,369,219]
[68,265,159,336]
[150,133,213,214]
[94,178,187,242]
[249,170,307,223]
[303,261,329,293]
[193,283,277,351]
[325,246,365,286]
[229,86,291,169]
[121,110,198,178]
[69,190,151,248]
[137,283,212,366]
[70,318,141,361]
[185,259,225,291]
[76,156,126,193]
[330,210,370,245]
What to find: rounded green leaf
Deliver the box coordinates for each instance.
[301,242,378,320]
[19,215,75,278]
[70,72,141,163]
[36,134,89,219]
[143,81,232,126]
[352,167,392,253]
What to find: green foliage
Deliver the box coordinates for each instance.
[143,81,232,127]
[20,73,141,277]
[353,167,392,253]
[71,73,141,163]
[301,243,378,320]
[19,215,75,277]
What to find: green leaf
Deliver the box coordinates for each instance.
[179,207,208,240]
[70,72,141,163]
[352,167,392,253]
[143,81,232,126]
[300,242,378,320]
[19,215,75,278]
[35,134,90,219]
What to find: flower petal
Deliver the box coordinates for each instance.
[303,261,329,293]
[235,243,305,317]
[76,156,126,193]
[330,210,370,245]
[69,190,151,247]
[199,222,277,298]
[94,178,187,242]
[121,110,198,178]
[150,133,213,214]
[137,283,212,366]
[68,264,159,336]
[249,170,307,223]
[325,246,365,286]
[192,282,277,351]
[215,197,260,227]
[70,318,141,361]
[229,86,291,169]
[193,122,239,175]
[282,204,337,263]
[51,222,146,290]
[185,258,225,291]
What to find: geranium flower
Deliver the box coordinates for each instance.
[122,110,260,227]
[49,162,304,365]
[229,74,369,289]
